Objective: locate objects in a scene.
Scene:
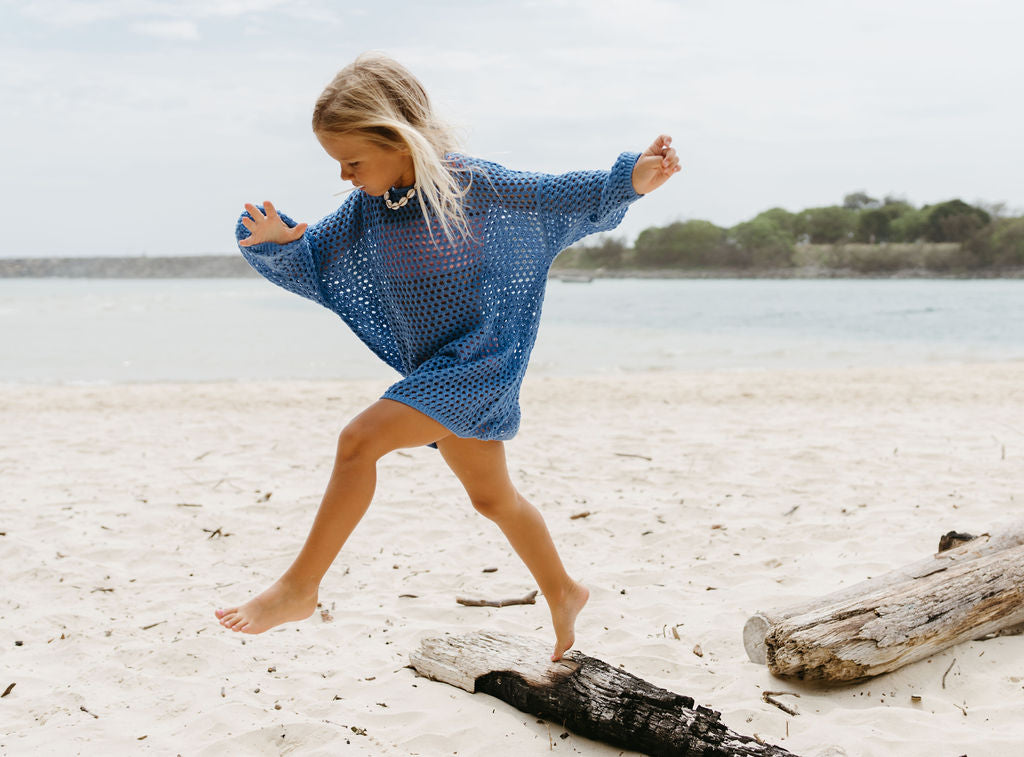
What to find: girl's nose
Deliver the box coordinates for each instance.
[340,165,353,182]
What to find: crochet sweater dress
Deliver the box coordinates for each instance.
[236,151,642,441]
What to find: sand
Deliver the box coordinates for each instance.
[2,363,1022,756]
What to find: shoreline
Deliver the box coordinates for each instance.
[2,357,1022,389]
[552,265,1024,280]
[1,255,1023,280]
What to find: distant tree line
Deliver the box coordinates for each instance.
[556,193,1024,273]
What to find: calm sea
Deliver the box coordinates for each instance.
[1,278,1022,383]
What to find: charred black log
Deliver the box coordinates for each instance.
[411,631,797,756]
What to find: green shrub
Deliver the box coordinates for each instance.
[924,200,991,242]
[633,220,726,267]
[888,208,928,242]
[729,217,795,267]
[797,206,857,243]
[854,209,892,243]
[991,218,1024,266]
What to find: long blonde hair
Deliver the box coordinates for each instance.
[312,53,469,242]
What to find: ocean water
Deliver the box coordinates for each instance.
[1,278,1022,383]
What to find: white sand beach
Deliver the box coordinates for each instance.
[2,363,1022,756]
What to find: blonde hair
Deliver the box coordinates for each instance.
[313,53,470,242]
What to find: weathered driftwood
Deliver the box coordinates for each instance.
[410,631,797,757]
[744,528,1024,683]
[746,526,1024,664]
[455,589,538,607]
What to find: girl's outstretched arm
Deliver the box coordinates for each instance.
[236,194,362,309]
[631,134,681,195]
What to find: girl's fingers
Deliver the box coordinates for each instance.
[243,203,267,225]
[240,215,256,230]
[648,134,672,155]
[263,200,279,219]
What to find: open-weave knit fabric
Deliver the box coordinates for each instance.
[237,151,641,440]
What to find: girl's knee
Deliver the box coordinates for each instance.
[336,419,381,464]
[469,492,520,522]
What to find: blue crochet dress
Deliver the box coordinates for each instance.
[236,151,642,441]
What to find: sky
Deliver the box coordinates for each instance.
[1,0,1022,257]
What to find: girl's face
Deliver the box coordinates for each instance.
[316,132,415,197]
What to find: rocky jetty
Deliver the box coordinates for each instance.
[0,255,257,278]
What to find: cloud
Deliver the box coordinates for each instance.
[20,0,147,25]
[130,19,199,41]
[18,0,290,26]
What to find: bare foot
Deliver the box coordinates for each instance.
[215,578,318,634]
[549,580,590,661]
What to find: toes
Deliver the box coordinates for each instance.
[551,638,573,662]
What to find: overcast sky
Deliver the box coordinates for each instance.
[2,0,1022,257]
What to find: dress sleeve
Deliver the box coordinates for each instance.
[538,151,642,257]
[235,193,363,307]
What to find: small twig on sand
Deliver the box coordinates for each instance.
[456,589,538,608]
[1,682,15,698]
[570,511,591,520]
[942,658,957,689]
[783,505,799,517]
[176,503,203,508]
[212,478,243,491]
[80,705,99,719]
[614,452,652,461]
[762,691,800,716]
[203,527,230,539]
[140,621,164,631]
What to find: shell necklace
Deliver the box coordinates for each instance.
[384,187,416,210]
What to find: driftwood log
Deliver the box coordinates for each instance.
[744,526,1024,683]
[411,631,797,756]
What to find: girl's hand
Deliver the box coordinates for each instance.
[631,135,681,195]
[239,201,308,247]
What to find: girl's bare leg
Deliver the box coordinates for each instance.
[215,399,449,634]
[436,436,589,661]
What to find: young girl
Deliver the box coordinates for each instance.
[215,53,680,661]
